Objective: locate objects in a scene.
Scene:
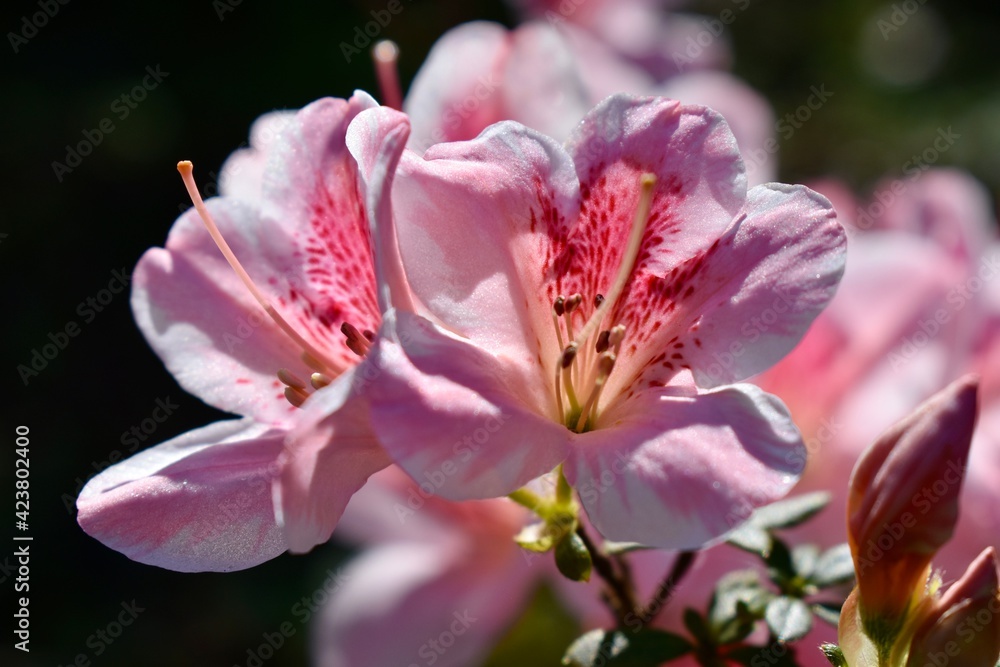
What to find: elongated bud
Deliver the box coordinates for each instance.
[847,375,979,628]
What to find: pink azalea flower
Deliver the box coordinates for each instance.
[403,21,776,183]
[344,94,846,549]
[76,92,408,571]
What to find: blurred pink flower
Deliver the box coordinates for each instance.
[404,20,776,183]
[358,95,845,549]
[76,94,406,571]
[311,467,577,667]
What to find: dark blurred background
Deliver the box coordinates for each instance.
[2,1,998,665]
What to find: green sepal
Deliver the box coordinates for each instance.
[555,531,593,582]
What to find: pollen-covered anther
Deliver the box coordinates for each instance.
[310,373,333,390]
[596,330,610,353]
[283,385,310,409]
[277,368,308,390]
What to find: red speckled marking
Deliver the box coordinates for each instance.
[278,160,381,371]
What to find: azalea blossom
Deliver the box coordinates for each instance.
[76,92,406,571]
[339,94,846,549]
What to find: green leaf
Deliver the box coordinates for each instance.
[726,643,799,667]
[563,628,692,666]
[765,537,796,582]
[709,570,771,644]
[726,524,773,557]
[791,544,820,579]
[811,601,843,627]
[683,609,715,646]
[748,492,831,530]
[811,544,855,588]
[765,596,813,642]
[555,532,593,582]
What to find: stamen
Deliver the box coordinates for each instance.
[571,174,656,351]
[574,352,616,431]
[362,329,376,342]
[560,343,580,411]
[177,161,342,375]
[565,293,583,313]
[277,368,308,390]
[553,296,566,317]
[594,294,605,309]
[284,386,309,408]
[551,297,567,352]
[372,40,403,111]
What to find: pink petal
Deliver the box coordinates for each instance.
[219,110,296,203]
[275,367,391,553]
[367,310,570,500]
[393,118,578,385]
[345,105,414,312]
[133,199,316,427]
[254,93,382,373]
[77,419,288,572]
[313,542,536,667]
[674,183,845,389]
[656,71,777,185]
[564,382,804,549]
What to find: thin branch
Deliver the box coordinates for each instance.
[637,550,697,626]
[576,523,638,625]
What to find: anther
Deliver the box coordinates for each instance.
[362,329,376,342]
[594,294,605,309]
[560,343,578,368]
[609,324,626,352]
[565,293,583,313]
[596,330,610,354]
[310,373,333,390]
[277,368,308,390]
[284,386,309,409]
[341,322,372,357]
[553,296,566,317]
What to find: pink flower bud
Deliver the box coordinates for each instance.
[847,375,980,626]
[906,548,1000,667]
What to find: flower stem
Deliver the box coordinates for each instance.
[575,523,638,625]
[636,550,696,626]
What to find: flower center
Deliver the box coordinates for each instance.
[177,161,368,409]
[552,173,656,432]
